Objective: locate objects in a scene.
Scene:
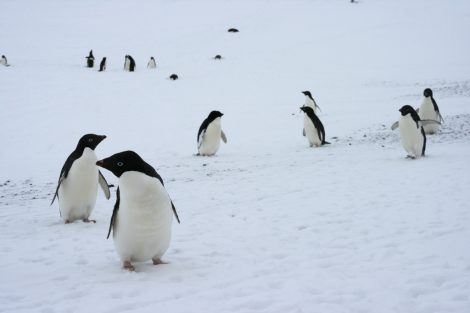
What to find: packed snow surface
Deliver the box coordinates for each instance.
[1,0,469,312]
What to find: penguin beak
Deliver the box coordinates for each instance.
[98,135,107,143]
[96,160,106,168]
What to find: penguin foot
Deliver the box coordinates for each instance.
[406,155,416,159]
[152,258,167,265]
[64,220,71,224]
[123,261,135,271]
[82,218,96,223]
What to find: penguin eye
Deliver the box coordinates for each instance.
[117,162,124,167]
[88,138,94,142]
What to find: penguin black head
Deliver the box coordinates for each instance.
[399,105,421,121]
[76,134,106,151]
[300,106,315,115]
[150,57,155,60]
[423,88,433,98]
[228,28,239,33]
[1,55,5,59]
[97,150,149,178]
[214,55,222,60]
[302,91,314,99]
[169,74,179,80]
[208,110,224,119]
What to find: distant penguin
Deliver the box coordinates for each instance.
[51,134,111,223]
[99,57,107,72]
[86,50,94,68]
[419,88,443,134]
[147,57,157,69]
[96,151,180,271]
[124,55,130,71]
[300,106,329,147]
[214,55,222,60]
[169,74,179,80]
[197,110,227,156]
[394,105,427,159]
[1,55,9,66]
[228,28,239,33]
[127,55,136,72]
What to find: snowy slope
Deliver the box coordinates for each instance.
[1,0,470,312]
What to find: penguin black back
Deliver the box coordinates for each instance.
[197,111,224,141]
[169,74,179,80]
[300,106,327,144]
[86,50,94,68]
[228,28,239,32]
[128,55,136,72]
[99,57,106,72]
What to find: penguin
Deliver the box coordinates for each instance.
[147,57,157,69]
[1,55,9,66]
[124,55,130,71]
[96,151,180,271]
[301,91,321,137]
[169,74,179,80]
[214,55,222,60]
[51,134,111,223]
[300,106,329,147]
[418,88,443,134]
[99,57,106,72]
[86,50,94,68]
[227,28,239,33]
[393,105,427,159]
[197,110,227,156]
[127,55,136,72]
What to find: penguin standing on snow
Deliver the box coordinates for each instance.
[124,55,136,72]
[1,55,10,66]
[197,110,227,156]
[300,106,329,147]
[96,151,180,271]
[86,50,94,68]
[419,88,443,134]
[392,105,430,159]
[51,134,111,223]
[147,57,156,69]
[99,57,107,72]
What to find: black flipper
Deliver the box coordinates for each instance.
[50,150,79,205]
[107,187,120,239]
[171,201,181,224]
[421,127,426,156]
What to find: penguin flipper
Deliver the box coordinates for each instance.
[50,175,64,205]
[107,187,120,239]
[221,130,227,143]
[98,171,111,200]
[419,119,441,127]
[391,121,399,130]
[171,201,181,224]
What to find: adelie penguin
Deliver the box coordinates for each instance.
[301,91,322,137]
[124,55,136,72]
[1,55,10,66]
[51,134,111,223]
[96,151,180,271]
[197,110,227,156]
[214,55,222,60]
[147,57,157,69]
[99,57,106,72]
[86,50,94,68]
[391,105,429,159]
[300,106,329,147]
[418,88,443,134]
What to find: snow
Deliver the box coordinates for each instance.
[1,0,470,312]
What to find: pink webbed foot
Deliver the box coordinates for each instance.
[82,218,96,223]
[123,261,135,271]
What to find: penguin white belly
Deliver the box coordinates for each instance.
[148,61,156,68]
[419,99,440,134]
[124,59,130,71]
[399,116,423,158]
[0,59,6,66]
[199,119,222,156]
[304,116,321,147]
[114,172,173,262]
[58,148,99,221]
[304,99,318,114]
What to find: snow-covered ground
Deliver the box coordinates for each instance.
[1,0,470,312]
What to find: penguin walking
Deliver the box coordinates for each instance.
[300,106,329,147]
[197,111,227,156]
[147,57,156,69]
[86,50,94,68]
[99,57,107,72]
[392,105,427,159]
[301,91,321,137]
[418,88,443,134]
[1,55,10,66]
[51,134,111,223]
[96,151,180,271]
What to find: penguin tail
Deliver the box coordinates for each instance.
[322,141,331,145]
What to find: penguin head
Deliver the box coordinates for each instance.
[423,88,433,98]
[96,150,147,178]
[399,105,417,116]
[76,134,106,151]
[300,106,314,115]
[302,91,314,100]
[208,110,224,119]
[150,57,155,60]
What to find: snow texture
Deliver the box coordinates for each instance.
[1,0,470,312]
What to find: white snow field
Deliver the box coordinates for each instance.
[1,0,470,312]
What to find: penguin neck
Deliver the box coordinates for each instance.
[304,96,315,108]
